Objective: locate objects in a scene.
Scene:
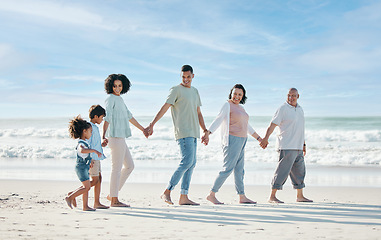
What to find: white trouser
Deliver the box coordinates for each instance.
[108,137,134,197]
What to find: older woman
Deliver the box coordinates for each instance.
[203,84,262,204]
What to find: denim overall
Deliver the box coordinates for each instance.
[75,140,92,182]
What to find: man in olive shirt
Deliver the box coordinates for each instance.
[146,65,208,205]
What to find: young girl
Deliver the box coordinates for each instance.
[102,74,147,207]
[66,116,102,211]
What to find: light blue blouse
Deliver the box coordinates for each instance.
[104,94,133,138]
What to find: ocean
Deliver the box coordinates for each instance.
[0,116,380,187]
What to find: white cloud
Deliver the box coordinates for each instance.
[0,0,117,30]
[53,75,104,82]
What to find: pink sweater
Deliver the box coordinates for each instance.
[229,101,249,137]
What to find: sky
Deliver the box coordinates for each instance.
[1,0,380,119]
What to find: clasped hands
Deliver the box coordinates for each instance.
[259,138,269,149]
[143,123,153,138]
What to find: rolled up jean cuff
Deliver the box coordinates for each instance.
[180,189,188,195]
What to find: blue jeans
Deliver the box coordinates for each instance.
[211,135,247,195]
[167,137,197,195]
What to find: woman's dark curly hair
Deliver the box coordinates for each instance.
[68,115,92,139]
[229,84,247,104]
[104,74,131,95]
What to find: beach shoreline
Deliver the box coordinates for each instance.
[2,158,381,188]
[1,180,380,239]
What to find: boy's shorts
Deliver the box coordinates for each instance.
[89,160,102,177]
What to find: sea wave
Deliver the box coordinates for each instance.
[0,122,380,166]
[1,128,380,142]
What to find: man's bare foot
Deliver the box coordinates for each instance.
[161,194,174,205]
[179,195,200,206]
[65,197,73,209]
[68,192,77,207]
[239,195,256,204]
[83,206,96,211]
[297,197,313,202]
[94,203,110,209]
[268,197,284,203]
[111,201,130,207]
[206,195,224,205]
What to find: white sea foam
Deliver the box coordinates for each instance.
[0,117,380,185]
[0,118,380,167]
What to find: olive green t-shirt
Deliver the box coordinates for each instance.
[166,85,202,140]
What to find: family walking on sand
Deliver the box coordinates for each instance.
[65,64,312,211]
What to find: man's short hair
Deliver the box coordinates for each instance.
[181,65,193,73]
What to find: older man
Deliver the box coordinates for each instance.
[260,88,312,203]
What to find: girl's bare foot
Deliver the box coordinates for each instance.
[206,195,224,205]
[68,192,77,207]
[65,197,73,209]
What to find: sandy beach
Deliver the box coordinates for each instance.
[1,180,380,239]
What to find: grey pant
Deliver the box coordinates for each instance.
[211,135,247,195]
[271,150,306,190]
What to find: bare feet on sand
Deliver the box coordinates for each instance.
[297,197,313,202]
[206,195,224,205]
[83,206,96,211]
[94,203,110,209]
[179,194,200,206]
[111,202,130,207]
[65,197,73,209]
[107,195,130,207]
[239,195,256,204]
[161,193,174,205]
[67,192,76,207]
[268,197,284,203]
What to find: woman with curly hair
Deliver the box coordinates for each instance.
[102,74,146,207]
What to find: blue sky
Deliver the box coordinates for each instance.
[1,0,380,118]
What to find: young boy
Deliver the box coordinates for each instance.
[88,105,109,209]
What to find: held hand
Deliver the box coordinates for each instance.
[101,138,108,147]
[143,124,153,138]
[201,133,209,146]
[143,127,150,138]
[259,138,269,149]
[147,123,154,136]
[90,160,94,168]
